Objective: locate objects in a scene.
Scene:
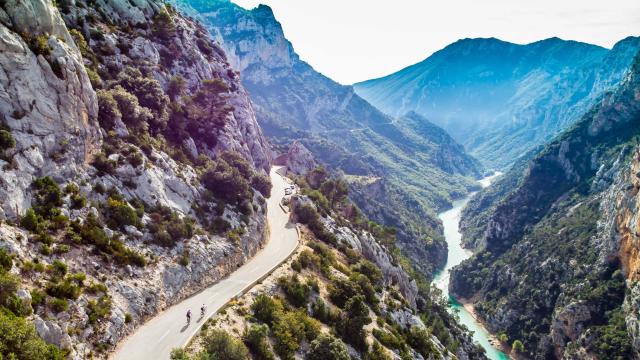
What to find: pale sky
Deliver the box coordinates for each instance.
[231,0,640,84]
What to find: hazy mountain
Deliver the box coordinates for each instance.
[173,0,484,277]
[355,36,640,169]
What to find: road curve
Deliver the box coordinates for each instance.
[112,166,299,360]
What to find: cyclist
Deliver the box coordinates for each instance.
[200,304,206,317]
[186,310,191,323]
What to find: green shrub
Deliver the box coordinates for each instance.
[295,205,336,244]
[48,260,68,278]
[202,159,250,204]
[30,289,46,310]
[251,294,284,325]
[92,152,117,176]
[97,90,121,130]
[306,333,350,360]
[290,259,302,272]
[352,260,383,287]
[86,282,108,295]
[111,86,154,132]
[167,75,186,100]
[367,341,392,360]
[328,278,362,308]
[372,329,405,351]
[169,348,190,360]
[350,273,378,307]
[53,244,70,256]
[0,129,15,150]
[200,329,249,360]
[209,217,231,235]
[32,176,63,218]
[116,67,169,131]
[70,193,87,209]
[152,8,176,42]
[27,34,52,57]
[339,295,371,351]
[271,314,302,360]
[0,248,13,272]
[178,251,189,267]
[87,295,112,324]
[310,298,340,325]
[297,249,321,270]
[125,313,133,324]
[406,326,437,358]
[243,324,273,360]
[105,197,140,230]
[50,297,68,313]
[40,244,52,256]
[77,214,146,267]
[220,151,252,178]
[0,311,63,359]
[46,278,81,300]
[147,205,194,247]
[0,271,19,306]
[69,272,86,285]
[278,275,311,308]
[20,208,39,231]
[181,79,231,145]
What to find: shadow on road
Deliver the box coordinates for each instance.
[180,322,189,333]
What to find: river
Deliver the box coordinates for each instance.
[433,173,509,360]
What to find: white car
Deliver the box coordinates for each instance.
[285,188,292,195]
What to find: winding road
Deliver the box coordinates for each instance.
[112,166,299,360]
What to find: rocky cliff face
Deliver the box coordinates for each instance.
[0,0,274,357]
[0,0,100,219]
[273,140,317,175]
[171,0,484,279]
[450,52,640,359]
[355,37,640,169]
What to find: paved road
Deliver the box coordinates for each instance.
[112,166,299,360]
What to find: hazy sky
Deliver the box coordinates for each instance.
[232,0,640,84]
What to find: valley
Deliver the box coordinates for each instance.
[0,0,638,359]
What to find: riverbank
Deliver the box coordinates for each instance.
[458,297,513,356]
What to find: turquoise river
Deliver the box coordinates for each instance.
[433,173,509,360]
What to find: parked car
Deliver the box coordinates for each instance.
[285,188,292,195]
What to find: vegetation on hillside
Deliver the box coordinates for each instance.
[171,168,485,359]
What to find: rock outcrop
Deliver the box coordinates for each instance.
[273,140,317,175]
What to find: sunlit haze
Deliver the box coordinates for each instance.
[231,0,640,84]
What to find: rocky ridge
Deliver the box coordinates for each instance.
[0,0,274,358]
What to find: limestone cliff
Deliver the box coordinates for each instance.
[0,0,274,358]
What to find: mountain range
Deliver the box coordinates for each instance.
[355,36,640,169]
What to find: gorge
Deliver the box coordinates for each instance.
[0,0,638,359]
